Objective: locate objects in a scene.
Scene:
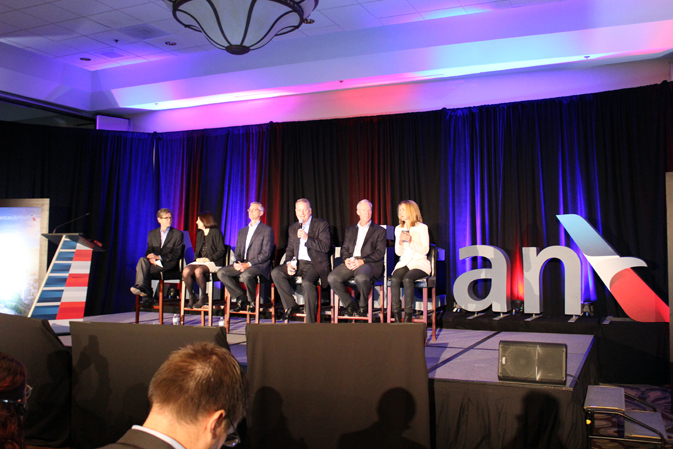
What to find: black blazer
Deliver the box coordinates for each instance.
[234,222,275,279]
[100,428,174,449]
[285,217,331,286]
[341,222,387,273]
[145,227,184,272]
[194,228,226,266]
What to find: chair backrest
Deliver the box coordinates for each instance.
[427,244,438,277]
[182,230,194,264]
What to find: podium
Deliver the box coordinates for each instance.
[29,233,104,323]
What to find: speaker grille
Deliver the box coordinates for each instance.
[498,340,567,385]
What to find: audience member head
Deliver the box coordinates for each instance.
[0,353,28,449]
[147,342,249,448]
[398,200,423,228]
[196,212,218,230]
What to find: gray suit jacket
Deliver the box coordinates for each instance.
[234,222,275,279]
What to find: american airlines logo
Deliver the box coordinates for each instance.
[452,214,669,323]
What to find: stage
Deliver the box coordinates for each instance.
[57,311,597,449]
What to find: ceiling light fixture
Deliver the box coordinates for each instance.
[162,0,318,55]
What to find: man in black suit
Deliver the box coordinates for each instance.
[130,208,184,303]
[217,202,275,313]
[100,342,248,449]
[328,199,387,317]
[271,198,331,323]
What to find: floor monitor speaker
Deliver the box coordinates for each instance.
[498,340,567,385]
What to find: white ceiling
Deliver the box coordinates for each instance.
[0,0,561,70]
[0,0,672,117]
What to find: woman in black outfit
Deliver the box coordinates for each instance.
[182,212,226,308]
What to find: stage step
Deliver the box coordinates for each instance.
[625,410,667,441]
[584,385,668,448]
[584,385,625,412]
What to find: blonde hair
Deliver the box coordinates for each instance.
[398,200,423,228]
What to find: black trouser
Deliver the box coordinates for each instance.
[328,263,381,308]
[390,267,426,313]
[217,264,268,304]
[271,260,320,323]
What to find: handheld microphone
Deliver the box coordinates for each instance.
[52,212,90,233]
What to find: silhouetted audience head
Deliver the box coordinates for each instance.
[0,353,28,449]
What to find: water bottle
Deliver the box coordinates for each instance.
[173,314,179,325]
[288,257,298,275]
[218,316,225,327]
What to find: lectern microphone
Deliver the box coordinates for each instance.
[52,212,90,233]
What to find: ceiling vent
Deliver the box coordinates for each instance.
[95,49,131,59]
[118,24,169,41]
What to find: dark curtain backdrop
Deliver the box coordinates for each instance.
[0,81,671,317]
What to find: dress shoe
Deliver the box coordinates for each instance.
[232,298,248,313]
[345,302,357,317]
[130,286,147,297]
[404,313,413,323]
[393,311,403,323]
[280,305,300,321]
[248,302,256,313]
[141,298,155,309]
[355,307,368,317]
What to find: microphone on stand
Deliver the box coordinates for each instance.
[52,212,90,233]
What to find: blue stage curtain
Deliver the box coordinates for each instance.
[1,82,671,317]
[155,126,272,251]
[439,83,673,316]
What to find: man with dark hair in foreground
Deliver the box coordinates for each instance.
[101,342,249,449]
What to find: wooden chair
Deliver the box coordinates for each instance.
[223,246,276,332]
[273,251,332,323]
[180,245,232,327]
[387,244,438,341]
[331,246,390,323]
[134,242,186,325]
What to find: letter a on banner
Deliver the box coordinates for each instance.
[453,245,511,312]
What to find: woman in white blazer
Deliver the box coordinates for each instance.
[390,200,431,322]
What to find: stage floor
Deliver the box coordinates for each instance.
[59,311,594,388]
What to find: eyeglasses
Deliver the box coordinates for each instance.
[0,385,32,409]
[247,209,262,212]
[223,418,240,448]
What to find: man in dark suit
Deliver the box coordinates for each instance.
[217,202,275,313]
[328,199,387,317]
[271,198,331,323]
[99,342,248,449]
[130,208,184,303]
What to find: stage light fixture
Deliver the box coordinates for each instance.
[162,0,319,55]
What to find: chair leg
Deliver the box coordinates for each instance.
[432,287,436,341]
[135,295,140,324]
[225,290,231,333]
[368,289,373,323]
[254,285,261,324]
[271,284,276,324]
[387,287,393,323]
[208,280,214,327]
[158,280,165,325]
[423,288,428,324]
